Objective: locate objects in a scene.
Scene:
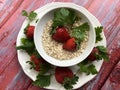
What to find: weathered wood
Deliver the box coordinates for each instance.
[0,56,32,90]
[101,61,120,90]
[0,0,23,28]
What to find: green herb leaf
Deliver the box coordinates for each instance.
[95,26,103,43]
[97,46,107,53]
[29,11,37,21]
[51,8,76,35]
[72,22,90,49]
[77,61,98,75]
[88,64,98,74]
[24,24,30,34]
[33,74,51,87]
[63,75,79,90]
[39,63,52,75]
[78,64,89,75]
[22,10,28,17]
[22,10,37,21]
[16,38,35,55]
[96,46,109,61]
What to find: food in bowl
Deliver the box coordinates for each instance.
[34,3,95,67]
[42,8,90,60]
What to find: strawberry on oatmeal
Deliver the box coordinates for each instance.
[42,20,89,60]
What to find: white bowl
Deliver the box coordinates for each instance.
[34,3,96,67]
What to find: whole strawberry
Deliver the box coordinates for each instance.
[55,67,74,84]
[52,27,70,42]
[55,67,79,90]
[86,47,99,61]
[30,54,45,71]
[63,38,77,51]
[26,26,35,39]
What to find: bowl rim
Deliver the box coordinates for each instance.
[34,2,96,67]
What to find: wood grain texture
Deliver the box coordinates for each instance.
[0,56,32,90]
[101,61,120,90]
[0,0,23,28]
[0,0,120,90]
[0,0,53,89]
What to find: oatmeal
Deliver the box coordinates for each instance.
[42,20,89,60]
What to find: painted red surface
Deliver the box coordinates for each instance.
[0,0,120,90]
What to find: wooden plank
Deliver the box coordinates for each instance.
[0,56,32,90]
[54,0,72,2]
[101,61,120,90]
[101,23,120,90]
[0,0,23,28]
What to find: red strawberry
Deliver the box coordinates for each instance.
[26,26,35,39]
[34,65,40,71]
[52,27,70,42]
[87,47,99,61]
[30,54,45,71]
[63,38,76,51]
[55,67,74,84]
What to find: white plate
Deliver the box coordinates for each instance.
[16,2,106,90]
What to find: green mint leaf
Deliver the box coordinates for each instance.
[28,11,37,21]
[33,74,51,87]
[22,10,28,17]
[95,26,103,43]
[72,22,90,49]
[63,75,79,90]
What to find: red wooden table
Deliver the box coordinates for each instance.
[0,0,120,90]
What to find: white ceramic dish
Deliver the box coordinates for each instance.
[34,3,96,67]
[16,2,106,90]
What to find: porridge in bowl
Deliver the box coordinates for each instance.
[42,8,90,60]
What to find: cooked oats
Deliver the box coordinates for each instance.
[42,20,89,60]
